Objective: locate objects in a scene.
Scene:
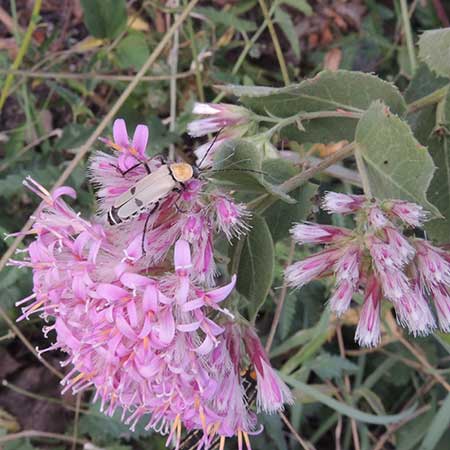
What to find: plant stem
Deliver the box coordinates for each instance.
[0,68,195,81]
[213,2,278,103]
[250,142,356,213]
[0,430,88,446]
[257,0,290,86]
[407,85,449,113]
[186,9,205,102]
[399,0,417,74]
[354,146,372,197]
[265,239,296,352]
[0,0,42,111]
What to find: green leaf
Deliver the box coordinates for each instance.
[354,387,386,415]
[278,0,312,15]
[263,158,318,241]
[195,6,257,33]
[80,0,127,39]
[212,139,265,192]
[234,214,274,321]
[396,408,435,450]
[419,393,450,450]
[79,400,152,443]
[303,353,358,380]
[237,70,406,143]
[281,310,331,374]
[418,28,450,78]
[283,374,417,425]
[426,135,450,242]
[4,440,36,450]
[274,8,300,59]
[212,140,295,203]
[258,414,288,450]
[405,64,449,145]
[355,101,440,216]
[115,32,150,70]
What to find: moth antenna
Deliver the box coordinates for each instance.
[209,167,270,177]
[197,127,225,169]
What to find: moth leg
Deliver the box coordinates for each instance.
[141,202,159,255]
[110,159,152,176]
[173,184,188,214]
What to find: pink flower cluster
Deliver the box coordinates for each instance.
[285,192,450,347]
[9,119,292,449]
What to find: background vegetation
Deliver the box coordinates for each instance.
[1,1,450,449]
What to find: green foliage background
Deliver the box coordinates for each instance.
[1,1,450,450]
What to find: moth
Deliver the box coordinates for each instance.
[106,162,198,226]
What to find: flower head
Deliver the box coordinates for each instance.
[285,192,450,346]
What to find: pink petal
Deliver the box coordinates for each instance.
[113,118,129,147]
[158,308,175,344]
[201,318,224,336]
[181,298,204,312]
[132,124,149,155]
[116,313,137,340]
[195,335,214,355]
[138,316,153,338]
[121,272,152,289]
[206,274,236,303]
[176,277,190,304]
[127,301,138,327]
[177,321,201,332]
[143,285,159,312]
[96,283,128,302]
[53,186,77,200]
[174,239,192,272]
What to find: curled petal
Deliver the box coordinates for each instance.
[195,335,214,355]
[113,118,129,148]
[132,124,149,155]
[205,274,237,303]
[53,186,77,200]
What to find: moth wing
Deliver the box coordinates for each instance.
[113,165,177,221]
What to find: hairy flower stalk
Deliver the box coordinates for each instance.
[285,193,450,346]
[9,118,291,449]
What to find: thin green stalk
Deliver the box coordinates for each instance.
[185,9,205,102]
[0,68,195,82]
[399,0,417,73]
[249,142,356,214]
[0,0,42,111]
[257,0,290,85]
[407,85,449,113]
[213,2,278,103]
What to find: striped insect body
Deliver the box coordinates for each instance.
[107,162,194,226]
